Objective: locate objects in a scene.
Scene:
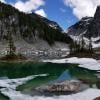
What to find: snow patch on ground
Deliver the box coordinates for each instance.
[43,57,100,70]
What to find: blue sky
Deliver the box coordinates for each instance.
[1,0,100,31]
[43,0,78,30]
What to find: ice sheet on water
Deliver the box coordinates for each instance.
[2,88,100,100]
[0,74,48,100]
[43,57,100,70]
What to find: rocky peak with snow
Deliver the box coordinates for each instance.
[94,6,100,20]
[38,15,63,31]
[67,6,100,38]
[67,17,93,36]
[66,6,100,48]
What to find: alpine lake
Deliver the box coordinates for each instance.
[0,61,99,100]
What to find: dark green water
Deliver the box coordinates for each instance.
[0,62,99,99]
[0,93,9,100]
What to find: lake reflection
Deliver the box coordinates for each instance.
[0,62,99,99]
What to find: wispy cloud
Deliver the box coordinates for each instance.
[63,0,100,19]
[60,8,66,13]
[0,0,6,3]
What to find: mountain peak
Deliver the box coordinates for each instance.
[66,6,100,48]
[94,6,100,20]
[96,5,100,10]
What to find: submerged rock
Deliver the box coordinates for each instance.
[35,79,88,94]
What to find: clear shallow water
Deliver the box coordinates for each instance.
[0,62,99,100]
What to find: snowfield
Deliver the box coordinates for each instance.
[43,57,100,70]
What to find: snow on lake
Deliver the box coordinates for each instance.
[26,89,100,100]
[0,74,48,100]
[0,75,100,100]
[43,57,100,70]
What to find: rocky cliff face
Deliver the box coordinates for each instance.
[67,6,100,48]
[67,6,100,38]
[87,6,100,38]
[67,17,93,36]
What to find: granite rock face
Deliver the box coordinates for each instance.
[66,6,100,49]
[87,6,100,38]
[67,17,93,37]
[67,6,100,38]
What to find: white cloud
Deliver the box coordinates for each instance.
[35,9,47,17]
[13,0,45,13]
[0,0,6,3]
[64,0,100,19]
[12,0,47,17]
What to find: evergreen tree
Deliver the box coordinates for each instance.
[7,16,16,56]
[7,30,16,55]
[80,36,85,51]
[88,38,93,52]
